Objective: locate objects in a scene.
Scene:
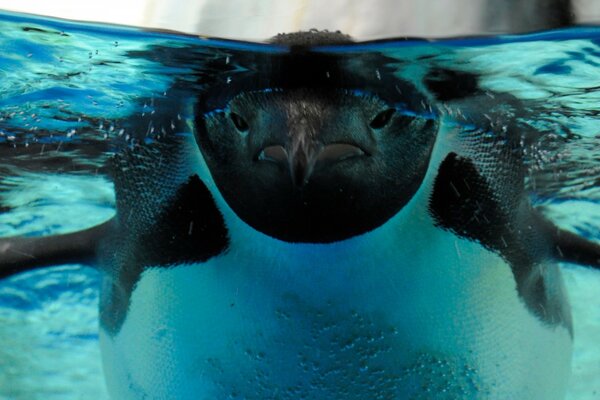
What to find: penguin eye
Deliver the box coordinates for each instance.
[369,108,396,129]
[230,112,249,132]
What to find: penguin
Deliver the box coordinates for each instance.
[1,31,599,399]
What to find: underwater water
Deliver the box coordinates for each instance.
[0,9,598,400]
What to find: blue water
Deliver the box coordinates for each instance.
[0,9,598,400]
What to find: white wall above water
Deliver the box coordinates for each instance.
[0,0,599,40]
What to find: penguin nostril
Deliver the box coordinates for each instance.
[230,112,249,132]
[369,108,396,129]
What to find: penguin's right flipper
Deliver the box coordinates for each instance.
[0,218,114,279]
[551,226,600,270]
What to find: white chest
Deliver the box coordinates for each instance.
[100,200,572,400]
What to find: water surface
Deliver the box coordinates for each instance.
[0,10,598,399]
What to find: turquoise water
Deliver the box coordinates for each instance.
[0,10,598,400]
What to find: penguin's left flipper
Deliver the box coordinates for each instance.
[0,218,113,279]
[551,226,600,269]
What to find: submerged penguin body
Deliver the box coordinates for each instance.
[99,105,572,399]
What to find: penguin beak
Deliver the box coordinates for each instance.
[287,134,321,187]
[257,138,366,186]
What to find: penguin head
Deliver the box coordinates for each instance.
[195,87,438,243]
[192,30,438,243]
